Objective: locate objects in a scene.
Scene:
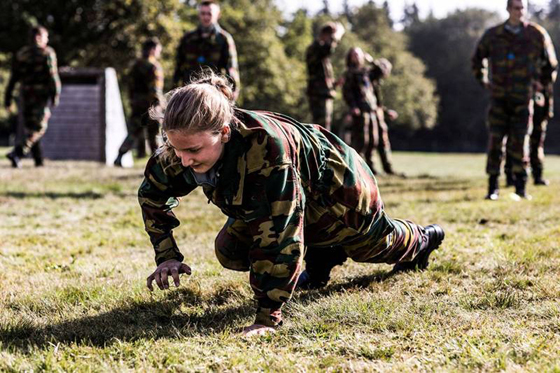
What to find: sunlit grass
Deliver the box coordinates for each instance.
[1,148,560,371]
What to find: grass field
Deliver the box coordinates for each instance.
[1,149,560,372]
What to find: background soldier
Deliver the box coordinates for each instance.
[4,25,61,168]
[472,0,558,200]
[115,37,164,166]
[173,0,240,99]
[342,47,389,174]
[305,22,345,131]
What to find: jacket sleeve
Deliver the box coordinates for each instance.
[224,34,240,96]
[4,54,20,107]
[472,31,490,87]
[539,28,558,87]
[173,37,185,87]
[149,63,165,105]
[342,73,359,110]
[138,155,197,265]
[47,49,61,106]
[245,163,305,327]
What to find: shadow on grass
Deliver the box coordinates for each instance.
[2,191,104,200]
[0,270,401,351]
[0,287,254,351]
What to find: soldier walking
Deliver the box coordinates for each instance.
[305,22,345,131]
[4,26,61,168]
[472,0,557,200]
[114,37,164,166]
[173,0,240,99]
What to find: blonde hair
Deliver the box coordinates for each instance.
[150,71,236,161]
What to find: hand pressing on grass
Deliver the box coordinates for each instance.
[242,324,276,337]
[147,259,192,291]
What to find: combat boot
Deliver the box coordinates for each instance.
[533,169,549,186]
[485,175,499,200]
[114,153,124,167]
[6,151,21,168]
[393,224,445,272]
[298,246,348,289]
[513,173,532,200]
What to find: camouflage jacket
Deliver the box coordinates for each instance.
[139,109,385,324]
[128,56,164,110]
[472,21,558,102]
[342,63,385,112]
[173,24,239,92]
[305,40,336,98]
[4,44,61,107]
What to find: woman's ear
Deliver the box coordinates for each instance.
[221,125,231,143]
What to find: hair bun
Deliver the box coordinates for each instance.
[193,70,234,102]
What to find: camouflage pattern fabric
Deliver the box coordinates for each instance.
[4,44,61,155]
[473,21,558,177]
[173,25,239,92]
[119,57,164,156]
[375,108,394,174]
[308,95,333,130]
[343,65,381,171]
[139,109,425,327]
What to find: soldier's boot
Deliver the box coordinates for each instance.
[392,224,445,273]
[513,173,532,200]
[505,171,515,187]
[114,152,125,167]
[533,169,549,186]
[6,146,23,168]
[30,143,44,167]
[485,175,499,200]
[298,247,348,289]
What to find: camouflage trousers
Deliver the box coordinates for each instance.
[118,107,160,157]
[350,111,378,173]
[15,94,51,156]
[505,102,548,175]
[308,95,333,131]
[486,98,532,177]
[375,108,394,174]
[214,206,424,275]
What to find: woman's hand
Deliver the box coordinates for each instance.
[147,259,191,291]
[242,324,277,337]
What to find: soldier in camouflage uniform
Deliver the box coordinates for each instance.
[472,0,558,200]
[4,26,61,168]
[305,22,345,131]
[342,47,390,174]
[139,73,444,336]
[504,82,555,186]
[114,38,164,166]
[173,0,240,99]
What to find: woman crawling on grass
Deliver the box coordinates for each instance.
[139,72,444,336]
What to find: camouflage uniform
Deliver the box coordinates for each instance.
[305,40,336,130]
[139,109,427,327]
[342,62,386,173]
[4,42,61,165]
[372,66,396,174]
[505,85,554,183]
[472,21,557,191]
[173,24,239,92]
[117,56,164,159]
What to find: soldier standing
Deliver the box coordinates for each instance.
[173,0,240,99]
[472,0,557,200]
[305,22,345,131]
[4,26,61,168]
[342,47,390,174]
[114,37,164,167]
[139,72,444,336]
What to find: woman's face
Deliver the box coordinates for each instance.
[349,48,364,66]
[166,127,229,173]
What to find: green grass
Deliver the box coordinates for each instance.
[1,148,560,371]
